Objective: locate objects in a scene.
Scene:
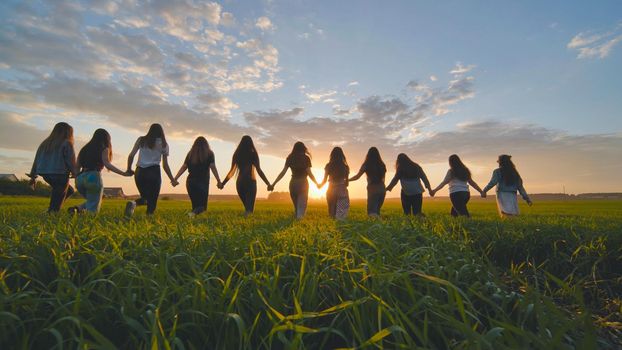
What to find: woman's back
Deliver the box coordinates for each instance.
[137,137,168,167]
[34,140,75,174]
[287,154,311,178]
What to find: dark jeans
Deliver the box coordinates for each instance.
[135,166,161,214]
[42,174,74,212]
[236,178,257,213]
[401,191,422,215]
[450,191,471,217]
[289,178,308,218]
[367,183,386,215]
[187,176,209,214]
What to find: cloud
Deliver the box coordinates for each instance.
[409,121,622,193]
[347,81,359,87]
[0,111,50,151]
[429,75,437,82]
[449,62,476,76]
[255,16,274,31]
[306,90,337,102]
[568,24,622,59]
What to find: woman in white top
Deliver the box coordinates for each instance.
[430,154,483,217]
[124,124,177,216]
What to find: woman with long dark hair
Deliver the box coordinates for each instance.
[270,141,318,219]
[482,154,532,217]
[386,153,432,215]
[349,147,387,217]
[173,136,222,217]
[318,147,350,219]
[430,154,483,217]
[219,135,271,215]
[69,129,132,213]
[27,122,78,212]
[125,123,176,216]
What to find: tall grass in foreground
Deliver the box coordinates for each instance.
[0,197,620,349]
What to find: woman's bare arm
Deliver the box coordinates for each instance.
[318,170,328,188]
[103,148,130,176]
[271,163,289,187]
[174,163,188,182]
[348,164,365,182]
[306,168,318,186]
[210,162,221,185]
[126,138,140,172]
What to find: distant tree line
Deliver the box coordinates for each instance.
[0,179,52,196]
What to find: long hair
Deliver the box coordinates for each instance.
[327,147,349,178]
[39,122,74,154]
[187,136,213,165]
[395,153,422,178]
[232,135,258,168]
[78,129,112,167]
[287,141,311,167]
[448,154,471,181]
[363,147,386,182]
[498,154,521,186]
[141,123,167,149]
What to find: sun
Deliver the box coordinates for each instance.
[310,183,328,199]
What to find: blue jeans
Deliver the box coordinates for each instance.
[76,171,104,213]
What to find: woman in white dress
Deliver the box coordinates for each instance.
[482,154,532,217]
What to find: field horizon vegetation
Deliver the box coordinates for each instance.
[1,196,621,349]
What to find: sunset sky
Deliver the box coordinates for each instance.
[1,0,621,198]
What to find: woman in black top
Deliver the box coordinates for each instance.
[70,129,131,213]
[349,147,387,217]
[219,135,271,215]
[270,142,318,219]
[173,136,222,217]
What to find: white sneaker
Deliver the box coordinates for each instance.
[187,212,196,218]
[124,201,136,217]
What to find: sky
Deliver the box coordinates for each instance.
[0,0,621,199]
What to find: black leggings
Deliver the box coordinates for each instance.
[42,174,74,212]
[236,178,257,213]
[450,191,470,217]
[187,177,209,214]
[367,184,386,215]
[135,166,161,214]
[401,191,422,215]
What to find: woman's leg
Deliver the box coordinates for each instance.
[451,191,470,217]
[145,167,161,215]
[290,179,308,218]
[42,174,71,212]
[449,192,459,217]
[326,186,337,217]
[400,191,411,215]
[413,194,423,215]
[82,172,104,213]
[134,167,147,206]
[236,179,256,214]
[187,177,201,212]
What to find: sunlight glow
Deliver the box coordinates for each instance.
[310,183,328,199]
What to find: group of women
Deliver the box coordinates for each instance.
[28,122,533,219]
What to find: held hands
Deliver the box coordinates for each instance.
[267,184,274,192]
[217,182,224,190]
[526,198,533,206]
[28,177,36,191]
[171,179,179,187]
[428,189,435,197]
[480,190,487,198]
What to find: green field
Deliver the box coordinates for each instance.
[1,197,621,349]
